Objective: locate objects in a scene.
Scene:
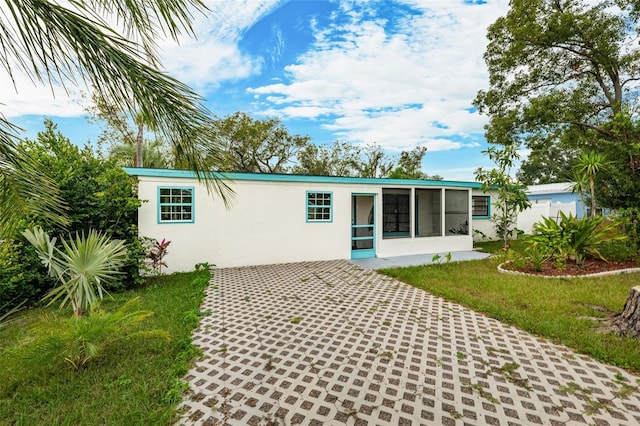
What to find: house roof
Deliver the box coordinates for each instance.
[526,182,575,195]
[124,167,485,189]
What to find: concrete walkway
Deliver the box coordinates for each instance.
[177,260,640,425]
[351,250,490,270]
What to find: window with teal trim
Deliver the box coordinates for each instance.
[383,190,410,237]
[307,192,332,222]
[472,195,490,218]
[159,187,194,222]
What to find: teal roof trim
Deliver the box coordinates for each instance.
[124,167,484,189]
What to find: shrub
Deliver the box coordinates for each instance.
[145,238,172,274]
[1,121,145,312]
[524,244,547,271]
[0,239,54,314]
[526,212,626,266]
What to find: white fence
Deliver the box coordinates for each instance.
[517,201,576,234]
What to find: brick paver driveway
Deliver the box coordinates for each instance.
[177,260,640,425]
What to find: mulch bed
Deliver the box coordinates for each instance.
[502,258,640,277]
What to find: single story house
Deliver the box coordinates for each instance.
[125,168,497,272]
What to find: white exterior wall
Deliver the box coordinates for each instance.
[134,172,489,272]
[138,176,363,271]
[470,189,498,241]
[517,201,576,234]
[549,202,576,220]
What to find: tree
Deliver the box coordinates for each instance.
[575,150,609,217]
[517,133,581,185]
[388,146,427,179]
[108,139,172,169]
[388,146,443,180]
[0,0,233,236]
[475,144,531,248]
[571,169,589,218]
[202,112,310,173]
[295,142,435,179]
[475,0,640,207]
[293,141,362,177]
[353,143,394,178]
[88,95,173,168]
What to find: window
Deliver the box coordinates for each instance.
[415,189,442,237]
[383,189,410,237]
[445,189,469,235]
[307,192,332,222]
[472,195,490,218]
[158,187,194,223]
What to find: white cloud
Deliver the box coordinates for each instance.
[159,0,285,91]
[1,74,87,118]
[1,0,283,118]
[430,166,482,182]
[247,0,510,150]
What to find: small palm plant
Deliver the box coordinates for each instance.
[23,227,128,317]
[12,297,169,371]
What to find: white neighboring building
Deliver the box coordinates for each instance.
[126,168,497,271]
[516,182,580,234]
[526,182,582,216]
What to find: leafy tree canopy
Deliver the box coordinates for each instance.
[295,141,441,179]
[388,146,443,180]
[194,112,441,179]
[200,112,310,174]
[476,0,640,208]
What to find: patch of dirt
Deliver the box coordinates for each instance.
[502,258,640,277]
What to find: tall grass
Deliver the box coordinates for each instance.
[0,269,209,425]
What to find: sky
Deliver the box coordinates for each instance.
[4,0,511,181]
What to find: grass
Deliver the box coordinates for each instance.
[0,269,210,425]
[380,241,640,372]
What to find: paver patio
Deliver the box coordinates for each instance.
[176,260,640,425]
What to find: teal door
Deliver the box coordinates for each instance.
[351,194,376,259]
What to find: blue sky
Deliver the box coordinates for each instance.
[5,0,510,181]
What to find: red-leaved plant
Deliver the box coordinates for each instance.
[147,238,171,274]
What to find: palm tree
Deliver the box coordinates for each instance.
[571,170,589,218]
[0,0,233,236]
[575,150,608,217]
[109,139,172,169]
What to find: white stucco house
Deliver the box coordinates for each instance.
[126,168,497,272]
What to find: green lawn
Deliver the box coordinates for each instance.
[381,242,640,372]
[0,269,209,426]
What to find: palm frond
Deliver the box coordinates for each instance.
[24,227,128,315]
[1,0,233,205]
[0,118,68,237]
